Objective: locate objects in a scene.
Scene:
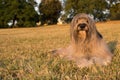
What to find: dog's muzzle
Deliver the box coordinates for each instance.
[78,23,87,30]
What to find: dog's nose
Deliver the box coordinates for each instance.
[79,23,86,29]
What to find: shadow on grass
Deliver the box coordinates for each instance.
[108,40,118,53]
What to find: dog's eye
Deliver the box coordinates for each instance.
[76,19,79,23]
[86,20,89,23]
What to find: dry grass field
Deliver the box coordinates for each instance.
[0,21,120,80]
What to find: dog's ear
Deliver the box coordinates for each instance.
[97,31,103,38]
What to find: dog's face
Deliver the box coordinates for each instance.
[75,18,89,39]
[76,18,89,31]
[70,13,102,41]
[71,14,90,32]
[72,16,90,40]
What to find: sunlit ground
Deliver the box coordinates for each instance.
[0,21,120,79]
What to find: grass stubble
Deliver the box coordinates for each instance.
[0,22,120,80]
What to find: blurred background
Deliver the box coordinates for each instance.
[0,0,120,28]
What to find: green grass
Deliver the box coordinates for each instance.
[0,22,120,80]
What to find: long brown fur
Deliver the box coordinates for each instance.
[52,13,113,67]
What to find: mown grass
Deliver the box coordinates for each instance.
[0,22,120,80]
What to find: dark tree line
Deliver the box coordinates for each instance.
[0,0,39,28]
[39,0,62,25]
[63,0,120,22]
[0,0,120,28]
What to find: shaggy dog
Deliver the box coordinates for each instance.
[53,13,113,67]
